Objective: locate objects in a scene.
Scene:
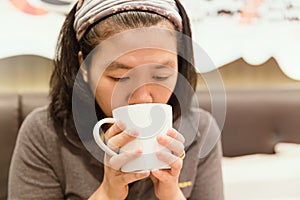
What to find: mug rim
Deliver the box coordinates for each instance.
[112,103,172,113]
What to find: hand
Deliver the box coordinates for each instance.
[89,121,150,200]
[150,129,186,200]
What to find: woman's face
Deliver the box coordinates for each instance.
[87,24,178,117]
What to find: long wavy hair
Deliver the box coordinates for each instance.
[49,0,197,146]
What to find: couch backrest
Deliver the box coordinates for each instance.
[197,87,300,157]
[0,94,19,200]
[0,93,49,199]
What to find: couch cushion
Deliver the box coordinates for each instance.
[20,93,49,123]
[0,94,19,199]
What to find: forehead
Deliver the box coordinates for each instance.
[113,48,177,68]
[90,26,178,69]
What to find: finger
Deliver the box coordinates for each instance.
[151,167,179,182]
[105,121,126,141]
[166,129,185,144]
[150,169,168,181]
[103,153,110,165]
[109,149,142,170]
[107,130,138,152]
[150,174,159,185]
[119,170,150,185]
[156,151,183,175]
[157,135,184,157]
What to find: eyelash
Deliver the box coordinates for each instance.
[152,76,169,81]
[110,75,170,82]
[110,77,130,82]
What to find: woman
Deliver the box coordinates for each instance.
[8,0,224,199]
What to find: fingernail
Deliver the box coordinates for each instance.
[133,148,143,155]
[116,120,126,129]
[156,152,165,159]
[156,135,164,141]
[127,130,139,137]
[157,135,167,144]
[167,129,175,137]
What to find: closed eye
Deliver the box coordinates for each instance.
[110,76,130,82]
[152,75,170,81]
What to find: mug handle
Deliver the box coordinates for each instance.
[93,118,118,156]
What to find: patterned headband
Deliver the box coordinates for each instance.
[74,0,183,40]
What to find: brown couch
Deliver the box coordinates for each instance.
[0,93,49,199]
[197,87,300,156]
[1,87,300,199]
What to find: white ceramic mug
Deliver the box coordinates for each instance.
[93,103,172,172]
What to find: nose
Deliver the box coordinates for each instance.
[128,84,153,105]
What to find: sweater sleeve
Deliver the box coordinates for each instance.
[189,140,224,200]
[189,112,224,200]
[8,108,64,200]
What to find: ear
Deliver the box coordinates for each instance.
[78,51,88,83]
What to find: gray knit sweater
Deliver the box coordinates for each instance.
[8,106,224,200]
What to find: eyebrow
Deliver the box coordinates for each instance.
[105,61,176,71]
[105,62,132,71]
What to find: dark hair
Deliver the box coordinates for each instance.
[49,0,197,144]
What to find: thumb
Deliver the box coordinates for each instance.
[150,173,159,185]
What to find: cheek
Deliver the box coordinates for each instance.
[94,79,114,116]
[152,85,173,103]
[93,78,131,116]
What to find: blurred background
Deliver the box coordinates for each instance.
[0,0,300,200]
